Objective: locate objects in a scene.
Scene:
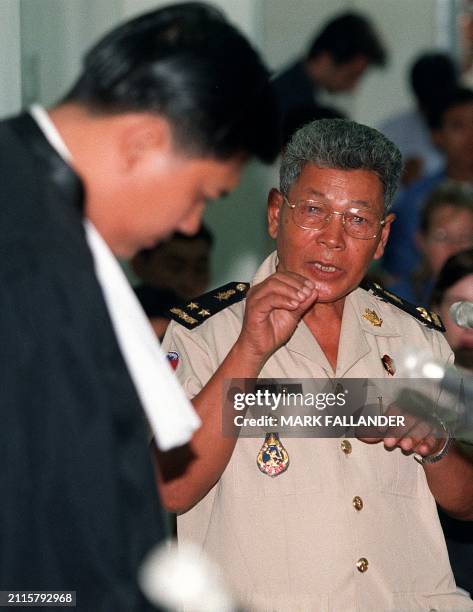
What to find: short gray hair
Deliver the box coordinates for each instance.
[280,118,402,212]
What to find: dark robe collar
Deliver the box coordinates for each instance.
[8,112,84,215]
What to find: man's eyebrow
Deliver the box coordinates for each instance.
[304,189,325,198]
[303,189,373,208]
[349,199,372,208]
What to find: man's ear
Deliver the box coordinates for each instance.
[120,115,173,172]
[373,212,395,260]
[267,188,284,239]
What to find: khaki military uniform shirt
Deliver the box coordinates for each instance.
[163,252,473,612]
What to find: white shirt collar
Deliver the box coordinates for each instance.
[29,104,201,450]
[30,104,72,162]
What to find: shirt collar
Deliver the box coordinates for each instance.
[30,104,72,163]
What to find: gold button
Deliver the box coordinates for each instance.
[340,440,352,454]
[352,496,363,511]
[356,557,369,573]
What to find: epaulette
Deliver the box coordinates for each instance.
[168,281,250,329]
[360,279,445,332]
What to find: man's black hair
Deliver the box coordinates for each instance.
[409,52,458,113]
[307,12,386,66]
[63,2,279,163]
[429,87,473,130]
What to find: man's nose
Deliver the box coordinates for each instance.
[315,212,346,249]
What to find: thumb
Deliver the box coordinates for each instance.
[293,287,319,318]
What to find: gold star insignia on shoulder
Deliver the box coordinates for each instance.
[214,289,237,301]
[168,282,250,329]
[362,308,383,327]
[360,279,445,332]
[169,307,198,326]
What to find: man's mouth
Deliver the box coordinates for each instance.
[312,261,341,273]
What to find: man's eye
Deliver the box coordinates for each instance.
[347,212,370,225]
[301,202,325,216]
[352,215,367,224]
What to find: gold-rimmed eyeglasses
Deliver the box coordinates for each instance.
[283,196,386,240]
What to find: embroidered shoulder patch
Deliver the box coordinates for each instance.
[168,282,249,329]
[360,279,445,332]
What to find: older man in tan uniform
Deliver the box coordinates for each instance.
[160,120,473,611]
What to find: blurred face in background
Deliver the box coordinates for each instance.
[133,235,211,300]
[308,54,369,93]
[417,204,473,276]
[435,103,473,176]
[436,273,473,352]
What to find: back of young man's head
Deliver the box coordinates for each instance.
[62,2,279,163]
[307,11,386,67]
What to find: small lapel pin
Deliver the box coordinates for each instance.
[381,354,395,376]
[166,351,180,371]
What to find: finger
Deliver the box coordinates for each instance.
[250,280,314,310]
[250,291,310,314]
[293,287,319,316]
[398,421,433,453]
[273,270,316,291]
[382,407,420,449]
[383,436,401,449]
[414,434,445,457]
[269,276,316,302]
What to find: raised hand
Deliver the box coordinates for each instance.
[237,271,318,363]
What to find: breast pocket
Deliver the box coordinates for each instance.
[374,444,425,499]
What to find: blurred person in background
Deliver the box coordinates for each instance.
[273,11,386,126]
[430,249,473,598]
[379,51,458,187]
[458,0,473,89]
[383,87,473,282]
[388,183,473,303]
[431,249,473,369]
[0,2,279,608]
[132,226,213,339]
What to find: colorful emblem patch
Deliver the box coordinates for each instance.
[257,433,289,477]
[166,351,180,370]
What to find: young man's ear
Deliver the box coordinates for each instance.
[120,115,173,172]
[267,188,284,239]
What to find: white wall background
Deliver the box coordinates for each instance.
[5,0,459,286]
[0,1,21,117]
[20,0,122,107]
